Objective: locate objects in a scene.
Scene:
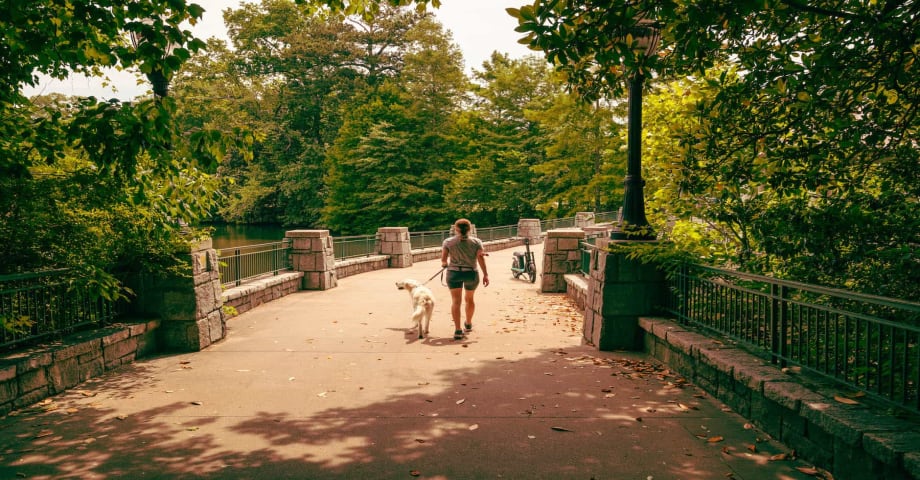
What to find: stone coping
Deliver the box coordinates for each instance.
[222,272,304,302]
[639,316,920,480]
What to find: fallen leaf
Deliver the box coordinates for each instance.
[317,392,328,398]
[414,439,426,443]
[528,435,536,439]
[708,436,724,443]
[746,444,757,453]
[769,453,788,461]
[187,427,199,431]
[796,466,821,476]
[551,426,573,432]
[34,430,54,439]
[456,399,465,405]
[743,423,754,429]
[191,401,203,406]
[116,415,127,421]
[721,446,730,455]
[409,470,421,477]
[833,395,859,405]
[468,424,479,431]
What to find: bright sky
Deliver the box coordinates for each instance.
[23,0,537,100]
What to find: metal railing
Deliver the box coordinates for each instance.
[1,269,120,350]
[410,230,451,249]
[219,240,292,288]
[475,224,517,241]
[334,235,378,260]
[663,263,920,413]
[541,217,576,230]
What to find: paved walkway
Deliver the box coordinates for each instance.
[1,245,824,479]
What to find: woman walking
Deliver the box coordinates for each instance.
[441,218,490,340]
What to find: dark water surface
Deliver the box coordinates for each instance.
[206,224,293,250]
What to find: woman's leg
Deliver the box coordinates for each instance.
[464,288,476,327]
[450,287,463,332]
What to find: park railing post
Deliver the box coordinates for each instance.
[541,228,586,293]
[286,230,337,290]
[377,227,412,268]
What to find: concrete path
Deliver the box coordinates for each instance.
[0,245,824,479]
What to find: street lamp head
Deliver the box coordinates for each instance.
[632,17,661,58]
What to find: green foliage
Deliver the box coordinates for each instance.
[1,1,238,301]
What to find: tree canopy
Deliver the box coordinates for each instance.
[4,0,917,301]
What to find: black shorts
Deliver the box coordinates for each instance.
[446,269,480,290]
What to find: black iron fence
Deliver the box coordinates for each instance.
[663,264,920,414]
[218,240,292,288]
[0,270,120,350]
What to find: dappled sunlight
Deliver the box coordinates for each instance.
[1,249,822,479]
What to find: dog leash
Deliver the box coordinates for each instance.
[423,267,446,286]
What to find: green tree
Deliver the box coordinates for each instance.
[446,54,554,225]
[509,0,919,297]
[322,13,465,233]
[1,1,235,300]
[529,92,625,216]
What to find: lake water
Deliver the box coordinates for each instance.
[206,224,293,249]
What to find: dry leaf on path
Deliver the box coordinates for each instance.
[833,395,860,405]
[796,467,821,476]
[456,399,465,405]
[707,436,724,443]
[551,426,573,432]
[468,424,479,431]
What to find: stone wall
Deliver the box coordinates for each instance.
[222,272,304,315]
[126,239,224,352]
[287,230,337,290]
[378,227,412,268]
[0,320,159,416]
[563,274,588,311]
[336,255,390,279]
[541,228,586,293]
[641,317,920,480]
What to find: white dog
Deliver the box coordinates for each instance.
[395,279,435,339]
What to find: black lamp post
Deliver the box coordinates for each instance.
[611,18,660,240]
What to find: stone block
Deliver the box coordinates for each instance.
[863,430,920,471]
[0,362,15,383]
[763,380,822,412]
[18,368,48,395]
[904,451,920,480]
[104,336,139,368]
[0,378,18,404]
[102,329,130,346]
[14,386,50,409]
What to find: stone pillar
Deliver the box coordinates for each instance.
[287,230,337,290]
[541,228,586,293]
[584,239,667,350]
[378,227,412,268]
[575,211,596,228]
[129,238,225,352]
[517,218,542,245]
[583,225,613,242]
